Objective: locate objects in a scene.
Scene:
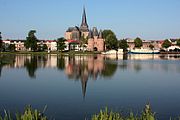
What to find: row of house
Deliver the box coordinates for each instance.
[126,38,179,50]
[2,38,179,52]
[2,39,57,51]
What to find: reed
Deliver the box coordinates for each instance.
[91,104,155,120]
[0,105,47,120]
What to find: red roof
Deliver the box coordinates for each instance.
[67,40,79,43]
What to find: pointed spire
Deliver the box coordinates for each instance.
[92,27,98,37]
[88,30,93,39]
[80,6,89,32]
[98,30,103,39]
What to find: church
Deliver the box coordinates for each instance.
[65,7,105,52]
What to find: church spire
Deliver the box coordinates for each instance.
[80,6,89,32]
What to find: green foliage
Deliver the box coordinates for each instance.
[118,39,129,51]
[140,104,155,120]
[0,105,48,120]
[162,39,171,48]
[102,30,115,39]
[177,39,180,46]
[57,37,66,52]
[25,30,38,51]
[102,30,118,50]
[149,44,154,50]
[8,44,16,52]
[0,110,12,120]
[80,35,88,51]
[91,104,156,120]
[134,37,143,48]
[92,107,123,120]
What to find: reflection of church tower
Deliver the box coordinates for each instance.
[81,69,88,99]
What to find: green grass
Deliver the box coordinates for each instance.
[0,104,180,120]
[0,105,47,120]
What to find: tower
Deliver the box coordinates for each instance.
[80,7,89,32]
[80,7,89,39]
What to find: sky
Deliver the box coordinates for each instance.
[0,0,180,40]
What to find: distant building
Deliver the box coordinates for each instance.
[126,38,162,50]
[2,39,57,51]
[65,7,105,52]
[3,40,26,51]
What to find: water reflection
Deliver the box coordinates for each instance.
[0,54,180,97]
[0,54,180,77]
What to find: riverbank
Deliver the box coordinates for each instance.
[0,51,101,55]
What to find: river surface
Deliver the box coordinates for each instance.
[0,54,180,120]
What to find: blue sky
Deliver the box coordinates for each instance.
[0,0,180,40]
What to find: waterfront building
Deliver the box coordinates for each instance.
[126,38,162,50]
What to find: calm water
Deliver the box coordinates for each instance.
[0,54,180,120]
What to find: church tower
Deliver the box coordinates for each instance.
[80,7,89,38]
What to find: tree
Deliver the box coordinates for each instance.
[0,32,3,52]
[134,37,143,48]
[102,30,118,50]
[162,39,171,48]
[57,37,66,52]
[80,35,88,51]
[177,39,180,46]
[118,39,129,51]
[8,44,16,52]
[25,30,38,51]
[149,44,154,50]
[102,30,115,39]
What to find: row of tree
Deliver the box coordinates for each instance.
[102,30,143,51]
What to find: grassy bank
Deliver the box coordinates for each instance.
[0,104,180,120]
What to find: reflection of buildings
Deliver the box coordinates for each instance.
[64,55,105,98]
[1,54,180,98]
[64,55,104,80]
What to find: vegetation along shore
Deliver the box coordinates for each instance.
[0,104,180,120]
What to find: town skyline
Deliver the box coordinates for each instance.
[0,0,180,40]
